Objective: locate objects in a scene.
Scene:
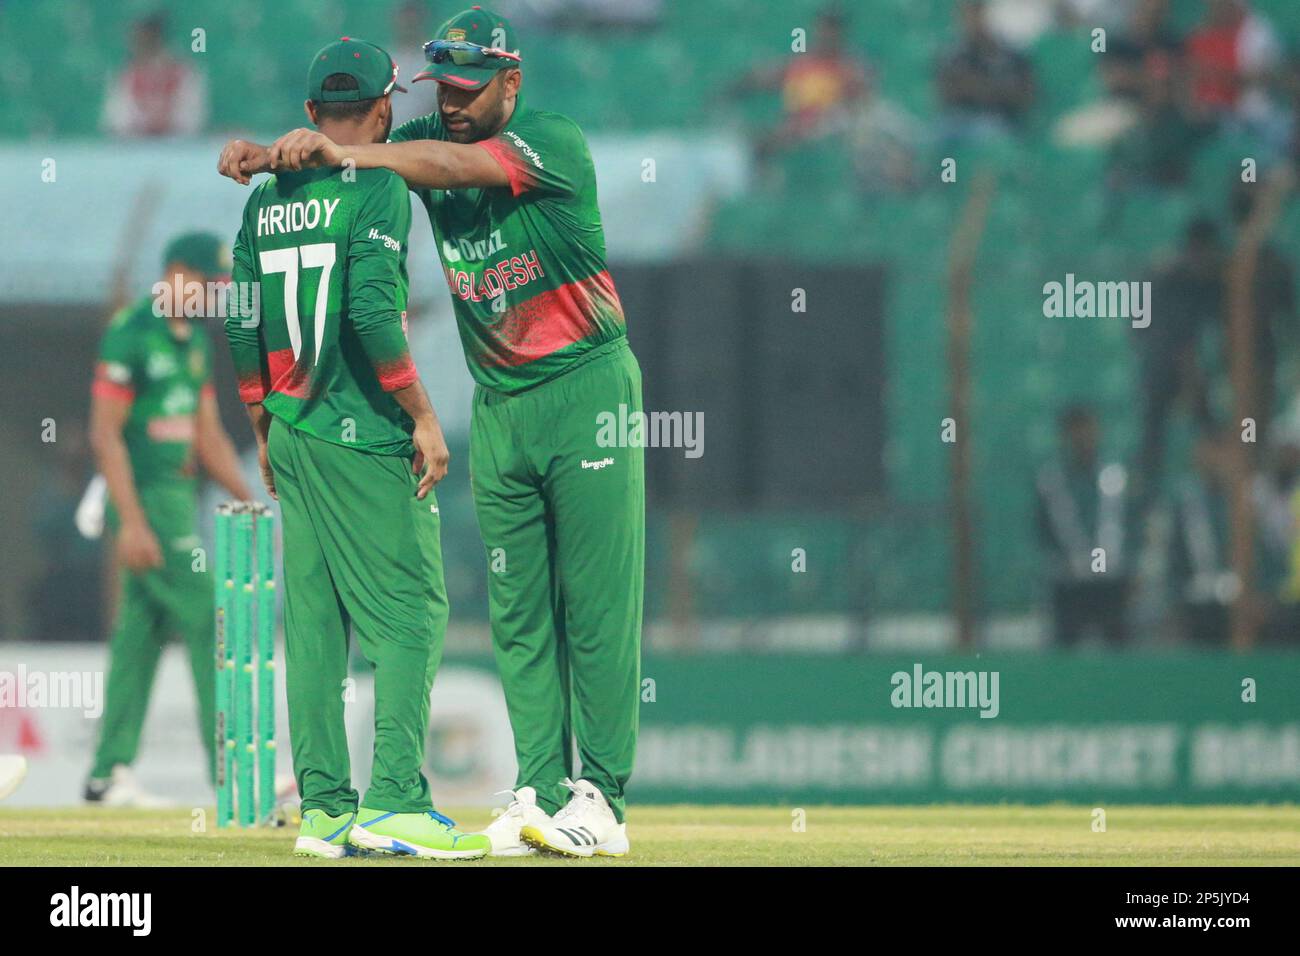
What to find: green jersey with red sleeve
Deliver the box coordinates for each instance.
[226,167,418,458]
[391,98,626,394]
[92,297,214,487]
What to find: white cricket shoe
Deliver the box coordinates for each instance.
[0,755,28,801]
[520,778,629,858]
[478,786,551,857]
[83,765,172,809]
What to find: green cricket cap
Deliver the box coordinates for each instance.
[413,6,519,90]
[307,36,408,102]
[162,232,231,278]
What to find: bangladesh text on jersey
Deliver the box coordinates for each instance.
[392,98,626,395]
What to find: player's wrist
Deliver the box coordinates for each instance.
[243,141,272,173]
[344,142,380,170]
[120,512,150,533]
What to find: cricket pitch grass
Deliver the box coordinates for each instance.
[1,805,1298,866]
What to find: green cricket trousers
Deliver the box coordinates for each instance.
[92,483,215,780]
[267,417,448,815]
[470,338,645,823]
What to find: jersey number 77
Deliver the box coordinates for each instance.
[259,243,337,367]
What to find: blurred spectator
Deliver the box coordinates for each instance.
[847,97,925,194]
[1187,0,1282,114]
[1186,0,1290,156]
[1103,0,1184,102]
[101,14,208,138]
[1057,0,1184,149]
[1135,217,1222,499]
[388,0,438,128]
[1106,59,1208,189]
[1102,3,1211,192]
[1036,406,1133,646]
[936,0,1036,144]
[1168,425,1254,644]
[727,6,870,167]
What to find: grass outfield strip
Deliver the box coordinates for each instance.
[2,805,1299,866]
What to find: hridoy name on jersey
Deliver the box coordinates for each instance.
[257,198,342,237]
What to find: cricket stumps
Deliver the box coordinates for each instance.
[214,501,277,828]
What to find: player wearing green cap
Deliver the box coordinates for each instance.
[225,37,488,859]
[219,6,643,858]
[86,232,255,806]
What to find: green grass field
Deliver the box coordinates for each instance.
[2,805,1298,866]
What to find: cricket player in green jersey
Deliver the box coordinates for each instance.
[220,6,643,858]
[225,37,489,859]
[87,232,254,806]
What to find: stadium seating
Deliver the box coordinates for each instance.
[6,0,1300,621]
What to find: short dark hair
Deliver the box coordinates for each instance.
[313,73,381,123]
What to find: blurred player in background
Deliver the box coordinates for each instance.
[226,38,487,859]
[219,6,644,858]
[86,233,253,805]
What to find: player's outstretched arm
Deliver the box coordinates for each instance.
[268,129,508,191]
[217,139,273,185]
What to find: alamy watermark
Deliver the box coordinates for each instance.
[596,404,703,458]
[1042,274,1151,328]
[49,886,151,936]
[152,278,260,325]
[890,663,1000,718]
[0,665,104,718]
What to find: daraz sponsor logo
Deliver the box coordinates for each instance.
[442,228,506,264]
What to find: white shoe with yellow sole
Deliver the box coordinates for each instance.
[520,778,629,858]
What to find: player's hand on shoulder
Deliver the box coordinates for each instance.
[269,129,344,172]
[218,139,272,185]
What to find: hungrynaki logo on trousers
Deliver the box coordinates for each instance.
[49,886,152,936]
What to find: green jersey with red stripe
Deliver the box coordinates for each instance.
[92,297,214,487]
[391,99,626,394]
[227,167,418,457]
